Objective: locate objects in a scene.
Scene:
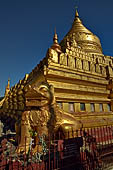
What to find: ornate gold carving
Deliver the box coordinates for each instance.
[68,56,75,68]
[90,62,95,73]
[76,58,82,69]
[102,67,106,76]
[48,48,58,63]
[60,53,67,66]
[83,60,89,71]
[70,35,77,48]
[95,64,101,74]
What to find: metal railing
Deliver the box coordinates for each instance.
[0,125,113,170]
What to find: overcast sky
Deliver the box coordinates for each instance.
[0,0,113,96]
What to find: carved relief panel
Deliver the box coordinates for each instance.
[76,58,82,70]
[49,48,58,63]
[90,62,95,73]
[83,60,89,71]
[68,56,75,68]
[95,64,101,74]
[102,67,106,77]
[60,53,67,66]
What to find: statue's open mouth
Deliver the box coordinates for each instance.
[25,85,50,107]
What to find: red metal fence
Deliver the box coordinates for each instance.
[0,125,113,170]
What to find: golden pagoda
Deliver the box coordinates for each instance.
[46,10,113,127]
[0,9,113,140]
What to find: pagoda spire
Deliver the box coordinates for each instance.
[53,28,58,44]
[73,8,81,23]
[5,78,10,96]
[51,28,62,53]
[75,9,79,17]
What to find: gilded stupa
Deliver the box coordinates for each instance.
[60,10,102,54]
[0,9,113,132]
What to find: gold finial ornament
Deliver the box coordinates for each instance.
[53,28,58,44]
[7,78,10,88]
[5,78,10,96]
[75,8,79,17]
[51,29,62,53]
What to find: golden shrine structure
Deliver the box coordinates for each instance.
[0,10,113,153]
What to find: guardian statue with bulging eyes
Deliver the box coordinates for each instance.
[16,82,82,153]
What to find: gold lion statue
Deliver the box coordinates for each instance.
[16,82,82,153]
